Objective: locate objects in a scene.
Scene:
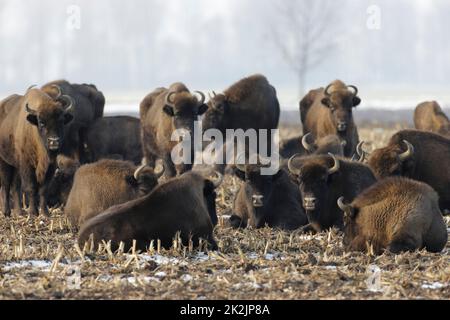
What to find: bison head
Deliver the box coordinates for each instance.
[47,155,80,208]
[288,153,340,227]
[163,90,207,130]
[337,197,358,248]
[367,140,414,179]
[128,160,165,196]
[321,82,361,133]
[202,92,228,132]
[25,89,74,153]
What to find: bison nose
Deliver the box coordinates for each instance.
[47,137,60,151]
[303,196,316,211]
[337,122,347,132]
[252,194,264,208]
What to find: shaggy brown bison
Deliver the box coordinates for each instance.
[338,177,448,254]
[0,88,74,216]
[414,101,450,138]
[77,170,222,251]
[41,80,105,163]
[230,156,308,230]
[85,116,142,164]
[47,155,80,208]
[140,83,207,177]
[300,80,361,157]
[65,159,164,228]
[368,130,450,211]
[279,133,345,160]
[202,74,280,172]
[288,153,376,232]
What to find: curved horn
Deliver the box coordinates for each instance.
[210,171,224,188]
[25,103,37,115]
[354,141,365,162]
[51,85,62,98]
[347,85,358,96]
[337,197,354,217]
[194,91,206,105]
[154,163,165,179]
[27,85,37,92]
[327,153,340,175]
[302,133,315,152]
[59,95,74,112]
[133,164,147,180]
[324,84,334,96]
[165,92,177,106]
[398,140,414,162]
[287,154,302,175]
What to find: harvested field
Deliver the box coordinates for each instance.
[0,124,449,300]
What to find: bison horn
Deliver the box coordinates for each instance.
[133,164,147,180]
[354,141,366,162]
[347,85,358,96]
[327,153,340,175]
[154,163,165,179]
[324,84,334,96]
[51,85,62,98]
[210,171,224,188]
[301,133,315,152]
[287,154,302,176]
[194,91,206,106]
[398,140,414,162]
[165,92,177,106]
[337,197,354,218]
[60,95,74,112]
[26,85,37,92]
[25,103,37,115]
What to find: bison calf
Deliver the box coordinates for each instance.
[338,177,448,254]
[414,101,450,138]
[78,170,222,251]
[288,153,376,232]
[65,159,163,228]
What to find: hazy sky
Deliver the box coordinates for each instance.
[0,0,449,110]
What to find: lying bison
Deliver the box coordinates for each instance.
[65,159,164,228]
[288,153,376,232]
[368,130,450,211]
[78,170,222,251]
[85,116,142,164]
[202,74,280,172]
[414,101,450,138]
[279,133,345,160]
[338,177,448,254]
[230,156,307,230]
[140,83,207,177]
[300,80,361,157]
[0,87,74,216]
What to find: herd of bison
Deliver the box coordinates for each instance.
[0,74,448,259]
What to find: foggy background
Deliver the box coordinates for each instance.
[0,0,449,114]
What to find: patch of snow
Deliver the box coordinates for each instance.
[323,265,337,270]
[2,260,54,271]
[155,271,167,278]
[181,274,193,282]
[422,282,446,290]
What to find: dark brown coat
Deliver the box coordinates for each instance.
[339,177,448,254]
[279,133,345,160]
[78,171,221,251]
[65,159,163,228]
[288,154,376,232]
[300,80,361,157]
[414,101,450,138]
[368,129,450,211]
[46,155,80,208]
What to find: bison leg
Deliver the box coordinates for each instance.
[388,235,420,254]
[0,160,14,217]
[21,169,40,217]
[11,173,26,216]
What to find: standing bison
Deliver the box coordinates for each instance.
[300,80,361,157]
[140,83,207,177]
[0,88,74,216]
[414,101,450,138]
[78,170,222,251]
[288,153,376,232]
[202,74,280,172]
[338,177,448,254]
[368,130,450,211]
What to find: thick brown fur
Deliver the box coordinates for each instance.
[342,177,448,254]
[279,134,345,160]
[414,101,450,138]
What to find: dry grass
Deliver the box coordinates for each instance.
[0,124,448,300]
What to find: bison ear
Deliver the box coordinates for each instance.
[321,97,331,108]
[163,105,175,117]
[26,114,39,126]
[64,113,74,125]
[198,104,209,116]
[352,96,361,107]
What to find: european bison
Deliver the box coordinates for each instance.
[368,130,450,211]
[140,83,207,177]
[78,170,222,251]
[288,153,376,232]
[41,80,105,163]
[414,101,450,138]
[279,133,345,160]
[300,80,361,157]
[85,116,142,164]
[338,177,448,254]
[47,155,80,208]
[230,157,308,230]
[202,74,280,172]
[0,88,74,216]
[65,159,164,228]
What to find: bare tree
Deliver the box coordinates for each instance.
[271,0,346,96]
